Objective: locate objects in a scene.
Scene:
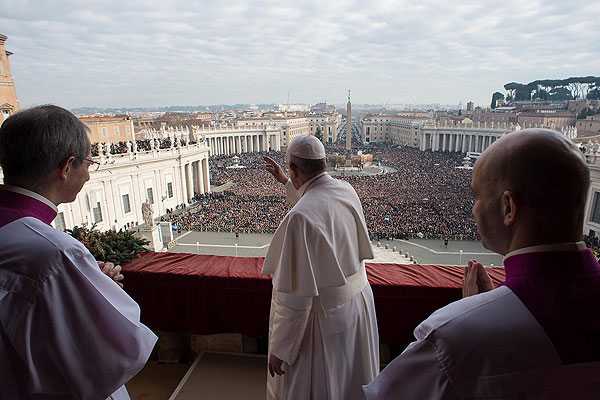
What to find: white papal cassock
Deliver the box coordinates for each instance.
[0,187,157,399]
[263,172,379,400]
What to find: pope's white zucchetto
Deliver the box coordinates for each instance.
[287,135,326,160]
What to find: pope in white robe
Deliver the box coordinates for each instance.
[0,185,158,399]
[262,135,379,400]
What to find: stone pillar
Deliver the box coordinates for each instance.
[202,157,211,193]
[196,161,204,195]
[186,163,193,202]
[442,133,447,152]
[276,134,281,151]
[179,164,187,205]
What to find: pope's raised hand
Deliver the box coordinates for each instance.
[462,260,493,298]
[263,156,288,184]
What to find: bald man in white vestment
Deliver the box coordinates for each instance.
[363,129,600,399]
[0,106,157,399]
[263,135,379,400]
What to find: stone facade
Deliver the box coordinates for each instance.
[308,112,341,144]
[236,113,310,147]
[516,111,576,130]
[576,115,600,138]
[80,115,136,144]
[0,142,211,232]
[193,126,281,156]
[0,34,18,124]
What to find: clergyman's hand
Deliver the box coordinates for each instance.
[98,261,125,288]
[462,260,494,298]
[263,156,288,184]
[268,354,286,377]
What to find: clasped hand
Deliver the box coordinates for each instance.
[97,261,125,288]
[462,260,494,297]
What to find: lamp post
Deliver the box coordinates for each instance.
[459,249,463,265]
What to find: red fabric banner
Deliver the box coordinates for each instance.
[123,252,505,345]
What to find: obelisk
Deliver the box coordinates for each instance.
[346,90,352,151]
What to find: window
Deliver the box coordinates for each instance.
[167,182,173,198]
[93,202,103,223]
[122,194,131,214]
[54,212,66,231]
[147,187,154,204]
[591,192,600,224]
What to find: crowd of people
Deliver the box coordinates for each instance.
[167,146,478,240]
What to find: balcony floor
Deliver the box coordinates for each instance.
[128,353,267,400]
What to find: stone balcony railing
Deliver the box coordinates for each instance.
[90,141,210,171]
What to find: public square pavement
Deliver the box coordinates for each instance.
[171,231,503,266]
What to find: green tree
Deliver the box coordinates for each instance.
[588,88,600,100]
[491,92,505,109]
[67,225,149,265]
[315,126,324,143]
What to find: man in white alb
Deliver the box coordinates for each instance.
[0,105,157,399]
[262,135,379,399]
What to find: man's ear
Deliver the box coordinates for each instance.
[502,190,517,226]
[58,156,76,181]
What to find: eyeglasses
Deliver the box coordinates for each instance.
[82,157,101,172]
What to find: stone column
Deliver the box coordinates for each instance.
[102,180,116,228]
[442,133,447,152]
[186,163,193,202]
[202,157,211,193]
[196,161,204,195]
[275,134,281,151]
[131,174,144,224]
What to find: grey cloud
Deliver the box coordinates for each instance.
[1,0,599,108]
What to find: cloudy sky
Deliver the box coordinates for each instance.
[2,0,599,108]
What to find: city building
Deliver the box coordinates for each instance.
[193,126,281,155]
[80,115,135,144]
[236,112,310,147]
[360,113,433,145]
[0,141,211,232]
[0,34,18,123]
[576,115,600,138]
[276,104,309,112]
[308,112,341,144]
[346,91,352,150]
[310,102,336,113]
[516,111,576,129]
[582,148,600,239]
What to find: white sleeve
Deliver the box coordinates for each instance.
[10,245,157,399]
[285,179,301,206]
[362,339,457,400]
[269,290,313,366]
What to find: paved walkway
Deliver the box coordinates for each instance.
[171,231,503,266]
